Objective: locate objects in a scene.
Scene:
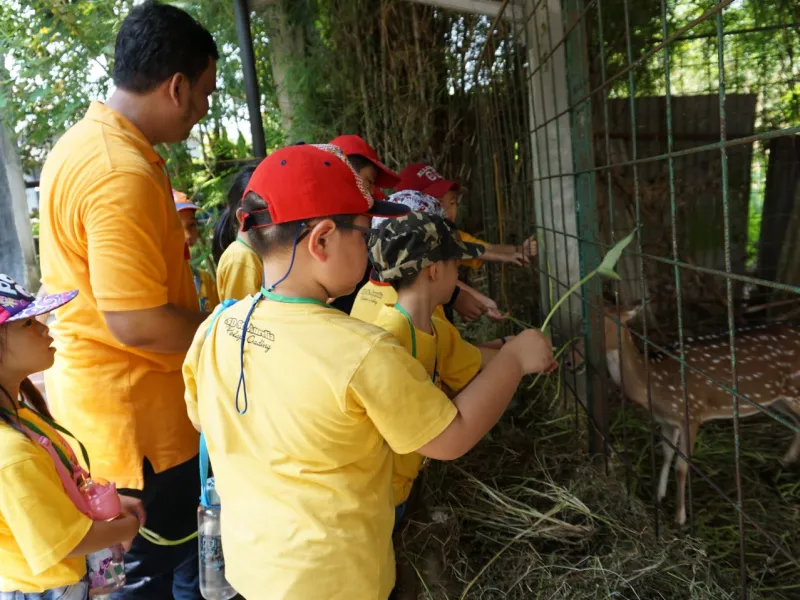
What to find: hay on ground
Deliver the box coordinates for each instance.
[394,390,765,600]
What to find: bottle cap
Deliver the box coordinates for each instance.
[206,477,221,506]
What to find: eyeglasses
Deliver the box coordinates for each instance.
[298,218,374,245]
[333,220,374,245]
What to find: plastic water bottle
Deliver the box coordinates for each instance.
[87,545,126,596]
[198,477,236,600]
[82,478,126,596]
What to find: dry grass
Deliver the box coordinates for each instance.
[393,383,753,599]
[609,398,800,599]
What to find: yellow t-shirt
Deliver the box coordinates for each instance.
[351,278,447,324]
[0,409,93,593]
[459,230,489,269]
[194,267,220,313]
[183,297,457,600]
[39,101,200,489]
[216,238,263,301]
[371,304,482,505]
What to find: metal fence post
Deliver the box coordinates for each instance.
[563,0,608,459]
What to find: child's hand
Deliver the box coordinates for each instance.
[504,329,554,375]
[510,236,537,266]
[481,296,506,321]
[521,235,537,260]
[115,512,142,553]
[120,495,146,526]
[453,290,487,322]
[486,306,506,321]
[507,250,527,266]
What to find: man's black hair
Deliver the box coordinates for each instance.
[113,0,219,93]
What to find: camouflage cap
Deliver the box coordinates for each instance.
[370,211,485,282]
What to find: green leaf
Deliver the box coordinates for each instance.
[596,229,636,280]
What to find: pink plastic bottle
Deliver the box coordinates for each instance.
[82,479,127,597]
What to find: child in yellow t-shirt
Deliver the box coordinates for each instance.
[328,134,400,314]
[212,167,264,301]
[182,144,554,600]
[173,190,220,313]
[0,275,142,598]
[354,190,505,325]
[367,212,554,527]
[394,163,538,267]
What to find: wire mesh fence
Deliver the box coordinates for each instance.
[467,0,800,597]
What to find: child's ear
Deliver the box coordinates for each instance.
[307,219,337,263]
[427,262,440,282]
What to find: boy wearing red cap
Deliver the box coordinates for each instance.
[183,144,553,599]
[328,134,400,314]
[395,164,538,267]
[173,190,220,313]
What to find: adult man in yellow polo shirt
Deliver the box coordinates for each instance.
[38,3,217,598]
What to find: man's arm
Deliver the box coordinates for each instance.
[83,173,206,353]
[105,304,208,354]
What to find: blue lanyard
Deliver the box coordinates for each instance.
[393,304,438,384]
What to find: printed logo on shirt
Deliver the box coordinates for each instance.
[360,288,384,306]
[224,316,275,352]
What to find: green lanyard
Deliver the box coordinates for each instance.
[236,236,257,254]
[260,287,333,308]
[0,406,91,476]
[393,304,438,384]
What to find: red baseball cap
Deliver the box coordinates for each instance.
[329,135,400,189]
[395,164,461,199]
[242,144,408,230]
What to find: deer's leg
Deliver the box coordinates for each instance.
[674,422,698,526]
[657,423,680,502]
[773,399,800,465]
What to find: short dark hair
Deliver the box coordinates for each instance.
[242,191,357,258]
[347,154,376,174]
[212,164,258,263]
[113,0,219,93]
[390,271,423,292]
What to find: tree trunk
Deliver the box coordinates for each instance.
[0,118,39,289]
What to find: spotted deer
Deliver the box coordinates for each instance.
[592,306,800,525]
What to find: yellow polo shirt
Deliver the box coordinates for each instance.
[39,101,200,490]
[371,304,482,505]
[183,296,457,599]
[216,237,263,301]
[459,231,489,269]
[351,277,447,324]
[0,409,93,592]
